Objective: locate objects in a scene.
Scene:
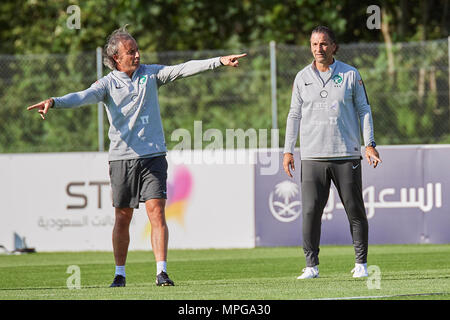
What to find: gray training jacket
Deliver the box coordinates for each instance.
[53,57,222,161]
[283,59,375,160]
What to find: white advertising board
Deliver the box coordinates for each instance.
[0,151,255,252]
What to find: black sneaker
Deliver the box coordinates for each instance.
[156,271,174,286]
[109,275,126,287]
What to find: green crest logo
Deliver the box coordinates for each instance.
[332,74,343,84]
[139,75,148,85]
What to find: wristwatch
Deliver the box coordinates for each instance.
[367,141,376,148]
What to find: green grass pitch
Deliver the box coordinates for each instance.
[0,244,449,300]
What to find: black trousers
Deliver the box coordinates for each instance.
[301,159,368,267]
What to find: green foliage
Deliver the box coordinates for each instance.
[352,40,449,145]
[3,0,447,55]
[154,47,273,149]
[0,0,448,153]
[0,52,101,153]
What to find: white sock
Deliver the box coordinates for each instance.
[156,261,167,275]
[115,265,126,277]
[355,263,367,268]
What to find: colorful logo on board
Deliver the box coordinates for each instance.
[142,166,193,237]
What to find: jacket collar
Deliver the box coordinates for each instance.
[112,64,143,81]
[311,58,338,73]
[310,59,339,86]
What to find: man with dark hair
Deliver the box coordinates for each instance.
[283,26,381,279]
[27,26,246,287]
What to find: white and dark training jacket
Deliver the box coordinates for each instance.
[53,57,223,161]
[284,59,375,160]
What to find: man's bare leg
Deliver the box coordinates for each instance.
[110,207,133,287]
[145,199,168,262]
[113,207,134,265]
[145,198,174,286]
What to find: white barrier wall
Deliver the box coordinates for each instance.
[0,151,255,251]
[3,145,448,252]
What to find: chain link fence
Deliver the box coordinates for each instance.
[0,52,98,152]
[0,38,448,153]
[277,38,450,145]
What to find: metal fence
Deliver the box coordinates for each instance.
[0,38,448,153]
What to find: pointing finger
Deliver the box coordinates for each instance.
[234,53,247,59]
[27,102,42,111]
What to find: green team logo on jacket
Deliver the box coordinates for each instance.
[139,75,148,84]
[332,74,343,84]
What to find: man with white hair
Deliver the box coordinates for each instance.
[28,26,246,287]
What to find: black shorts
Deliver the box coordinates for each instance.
[109,156,168,208]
